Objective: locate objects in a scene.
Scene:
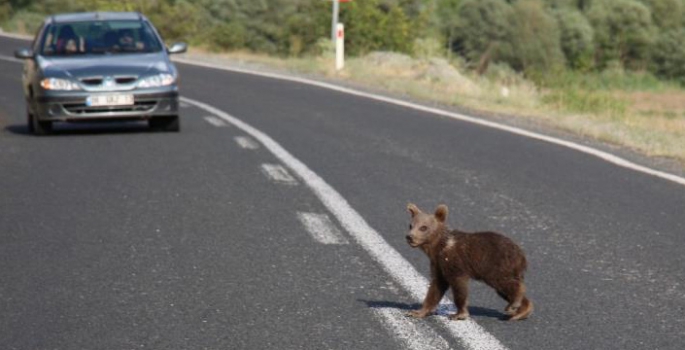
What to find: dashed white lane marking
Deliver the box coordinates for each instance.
[374,307,451,350]
[204,115,228,127]
[235,136,259,150]
[261,164,298,185]
[182,97,507,350]
[172,56,685,188]
[0,55,20,63]
[297,212,348,245]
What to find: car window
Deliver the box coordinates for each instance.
[40,20,163,56]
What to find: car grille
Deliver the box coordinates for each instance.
[79,76,138,87]
[63,100,157,114]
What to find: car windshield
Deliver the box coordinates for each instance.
[40,20,163,56]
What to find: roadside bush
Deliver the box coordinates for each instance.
[283,1,329,56]
[507,0,565,75]
[0,0,13,23]
[210,22,247,51]
[651,29,685,84]
[340,0,415,55]
[555,8,594,71]
[586,0,657,70]
[434,0,463,57]
[639,0,684,30]
[455,0,514,74]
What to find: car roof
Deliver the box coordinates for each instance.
[48,12,146,24]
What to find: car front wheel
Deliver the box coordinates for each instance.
[29,112,52,135]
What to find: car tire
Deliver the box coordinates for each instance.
[149,116,180,132]
[31,114,53,135]
[26,108,35,134]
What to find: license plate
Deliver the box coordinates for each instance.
[86,94,134,107]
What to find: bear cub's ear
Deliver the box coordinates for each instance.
[407,203,421,217]
[434,204,448,223]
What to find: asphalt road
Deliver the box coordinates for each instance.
[1,34,684,350]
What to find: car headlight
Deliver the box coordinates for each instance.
[137,74,175,88]
[40,78,81,91]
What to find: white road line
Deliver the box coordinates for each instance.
[373,307,451,350]
[171,57,685,188]
[261,163,298,185]
[0,55,20,63]
[297,212,348,245]
[182,97,507,350]
[235,136,259,150]
[179,101,191,108]
[204,115,228,127]
[0,32,32,40]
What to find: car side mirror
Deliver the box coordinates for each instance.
[14,48,34,59]
[167,42,187,55]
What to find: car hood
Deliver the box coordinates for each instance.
[37,53,173,78]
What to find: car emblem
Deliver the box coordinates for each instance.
[103,76,115,87]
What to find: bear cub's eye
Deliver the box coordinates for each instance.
[419,226,428,232]
[409,224,413,230]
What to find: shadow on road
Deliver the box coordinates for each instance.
[4,121,158,136]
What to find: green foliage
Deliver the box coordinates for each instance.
[434,0,462,56]
[555,8,594,70]
[651,28,685,84]
[209,22,246,51]
[639,0,684,30]
[586,0,657,70]
[542,88,627,116]
[507,0,565,74]
[0,0,13,22]
[455,0,514,71]
[340,0,415,55]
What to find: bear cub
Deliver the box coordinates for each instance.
[405,203,532,321]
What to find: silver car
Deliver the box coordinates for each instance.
[14,12,187,134]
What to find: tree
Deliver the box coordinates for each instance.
[638,0,684,31]
[455,0,514,74]
[340,0,415,55]
[555,7,594,70]
[435,0,462,57]
[508,0,565,74]
[651,28,685,84]
[587,0,656,70]
[0,0,12,23]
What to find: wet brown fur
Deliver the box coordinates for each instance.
[405,203,533,321]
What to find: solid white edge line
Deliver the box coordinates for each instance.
[171,56,685,188]
[0,55,20,63]
[297,212,348,245]
[373,307,451,350]
[0,32,33,40]
[182,96,508,350]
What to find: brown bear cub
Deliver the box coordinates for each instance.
[405,203,533,321]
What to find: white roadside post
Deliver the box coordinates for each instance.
[331,0,340,41]
[335,23,344,71]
